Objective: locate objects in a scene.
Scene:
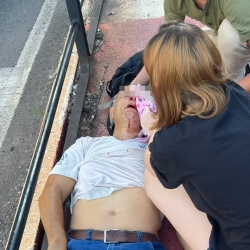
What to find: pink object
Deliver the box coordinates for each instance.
[136,96,156,142]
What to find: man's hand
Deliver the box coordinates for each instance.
[39,175,75,250]
[48,238,67,250]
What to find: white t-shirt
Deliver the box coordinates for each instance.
[50,136,147,212]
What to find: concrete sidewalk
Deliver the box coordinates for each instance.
[20,0,205,249]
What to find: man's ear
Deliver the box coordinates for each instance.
[109,107,114,119]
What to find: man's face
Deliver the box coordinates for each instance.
[110,90,141,133]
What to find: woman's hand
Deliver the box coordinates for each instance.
[141,106,158,136]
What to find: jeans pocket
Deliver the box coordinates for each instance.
[67,238,78,250]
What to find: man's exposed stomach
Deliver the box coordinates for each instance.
[70,187,161,234]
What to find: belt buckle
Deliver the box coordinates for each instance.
[104,229,119,243]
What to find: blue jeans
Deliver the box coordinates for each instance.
[67,229,166,250]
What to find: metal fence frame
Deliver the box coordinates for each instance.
[5,0,103,249]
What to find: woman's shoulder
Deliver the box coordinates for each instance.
[155,86,249,141]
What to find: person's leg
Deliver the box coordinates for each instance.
[217,19,250,81]
[144,170,211,250]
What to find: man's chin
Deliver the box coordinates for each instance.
[123,118,140,125]
[124,110,140,119]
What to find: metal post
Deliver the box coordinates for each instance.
[62,0,104,151]
[66,0,90,66]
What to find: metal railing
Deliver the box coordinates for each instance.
[4,0,104,248]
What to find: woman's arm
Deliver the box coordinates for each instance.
[140,106,159,175]
[144,132,157,176]
[144,170,212,250]
[131,66,149,85]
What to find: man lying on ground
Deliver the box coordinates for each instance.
[39,90,166,250]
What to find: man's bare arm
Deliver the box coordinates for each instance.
[39,175,75,250]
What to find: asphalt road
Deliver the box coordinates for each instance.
[0,0,70,247]
[0,0,44,68]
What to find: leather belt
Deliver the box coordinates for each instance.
[67,229,158,243]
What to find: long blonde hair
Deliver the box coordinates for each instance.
[144,22,228,129]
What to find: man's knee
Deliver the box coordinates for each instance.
[217,18,250,80]
[217,19,242,54]
[202,26,218,46]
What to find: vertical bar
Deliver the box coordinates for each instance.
[87,0,104,53]
[62,0,104,151]
[65,0,90,66]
